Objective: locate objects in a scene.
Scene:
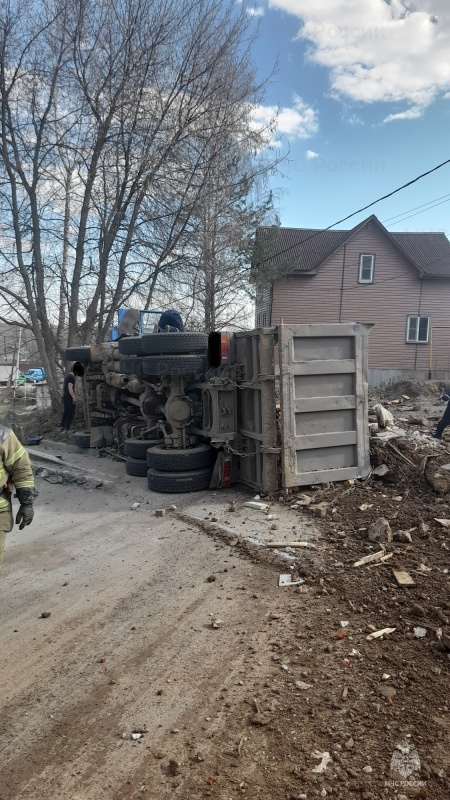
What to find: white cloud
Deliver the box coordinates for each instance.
[251,94,319,146]
[268,0,450,118]
[384,105,423,122]
[247,5,265,15]
[306,149,319,158]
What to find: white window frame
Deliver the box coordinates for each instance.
[358,254,375,284]
[406,315,430,344]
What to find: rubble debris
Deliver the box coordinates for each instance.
[393,570,416,587]
[168,759,180,776]
[155,508,165,517]
[131,502,140,510]
[359,503,373,512]
[296,494,313,507]
[211,618,223,629]
[310,502,329,518]
[413,627,427,638]
[268,541,315,549]
[372,464,389,477]
[373,403,395,428]
[278,574,305,587]
[41,611,51,619]
[206,575,216,583]
[368,517,392,543]
[434,518,450,528]
[393,530,413,543]
[250,712,271,726]
[354,550,386,567]
[423,459,450,494]
[311,751,332,774]
[366,627,396,641]
[244,501,269,512]
[295,680,312,690]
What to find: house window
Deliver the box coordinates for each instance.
[406,316,430,343]
[358,254,375,283]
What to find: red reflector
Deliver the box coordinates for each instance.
[220,334,229,365]
[221,455,232,488]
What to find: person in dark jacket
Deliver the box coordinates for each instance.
[0,423,35,567]
[60,361,85,433]
[433,388,450,440]
[157,310,184,332]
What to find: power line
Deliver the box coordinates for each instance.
[385,197,450,226]
[258,156,450,265]
[382,192,450,224]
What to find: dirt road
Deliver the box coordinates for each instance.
[1,439,450,800]
[0,469,286,800]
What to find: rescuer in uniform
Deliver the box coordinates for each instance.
[0,424,35,568]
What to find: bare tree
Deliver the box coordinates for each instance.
[0,0,280,404]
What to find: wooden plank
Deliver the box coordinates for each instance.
[292,359,356,376]
[293,395,357,414]
[393,570,416,587]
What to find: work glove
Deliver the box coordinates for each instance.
[15,488,35,530]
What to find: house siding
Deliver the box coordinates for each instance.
[269,224,450,372]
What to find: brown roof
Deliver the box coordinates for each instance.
[255,215,450,278]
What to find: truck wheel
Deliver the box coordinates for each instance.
[119,357,144,375]
[64,346,91,362]
[146,443,215,471]
[125,457,149,477]
[140,332,208,355]
[147,466,213,493]
[124,437,161,459]
[73,431,91,448]
[140,354,207,376]
[118,337,144,356]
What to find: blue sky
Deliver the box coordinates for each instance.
[245,0,450,235]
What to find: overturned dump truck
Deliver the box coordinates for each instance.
[64,323,372,494]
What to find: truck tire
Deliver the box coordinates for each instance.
[64,346,91,363]
[140,332,208,355]
[73,431,91,448]
[140,354,207,376]
[125,457,149,477]
[119,358,144,375]
[118,337,144,356]
[147,466,212,493]
[146,443,215,471]
[124,437,161,459]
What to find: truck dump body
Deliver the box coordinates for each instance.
[65,323,371,492]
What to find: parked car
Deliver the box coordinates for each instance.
[23,368,46,383]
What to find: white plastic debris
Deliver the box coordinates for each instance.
[244,501,269,512]
[131,733,142,740]
[278,574,305,587]
[413,627,427,639]
[363,765,373,774]
[373,403,394,429]
[131,502,140,511]
[311,750,332,774]
[340,621,350,628]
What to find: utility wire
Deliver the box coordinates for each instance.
[382,192,450,224]
[384,197,450,226]
[257,156,450,265]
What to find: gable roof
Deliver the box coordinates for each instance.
[255,215,450,278]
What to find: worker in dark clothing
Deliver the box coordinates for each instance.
[157,310,184,332]
[0,423,35,568]
[60,361,85,433]
[433,388,450,440]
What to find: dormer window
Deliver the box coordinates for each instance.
[359,254,375,284]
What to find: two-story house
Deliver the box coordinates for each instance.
[254,214,450,385]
